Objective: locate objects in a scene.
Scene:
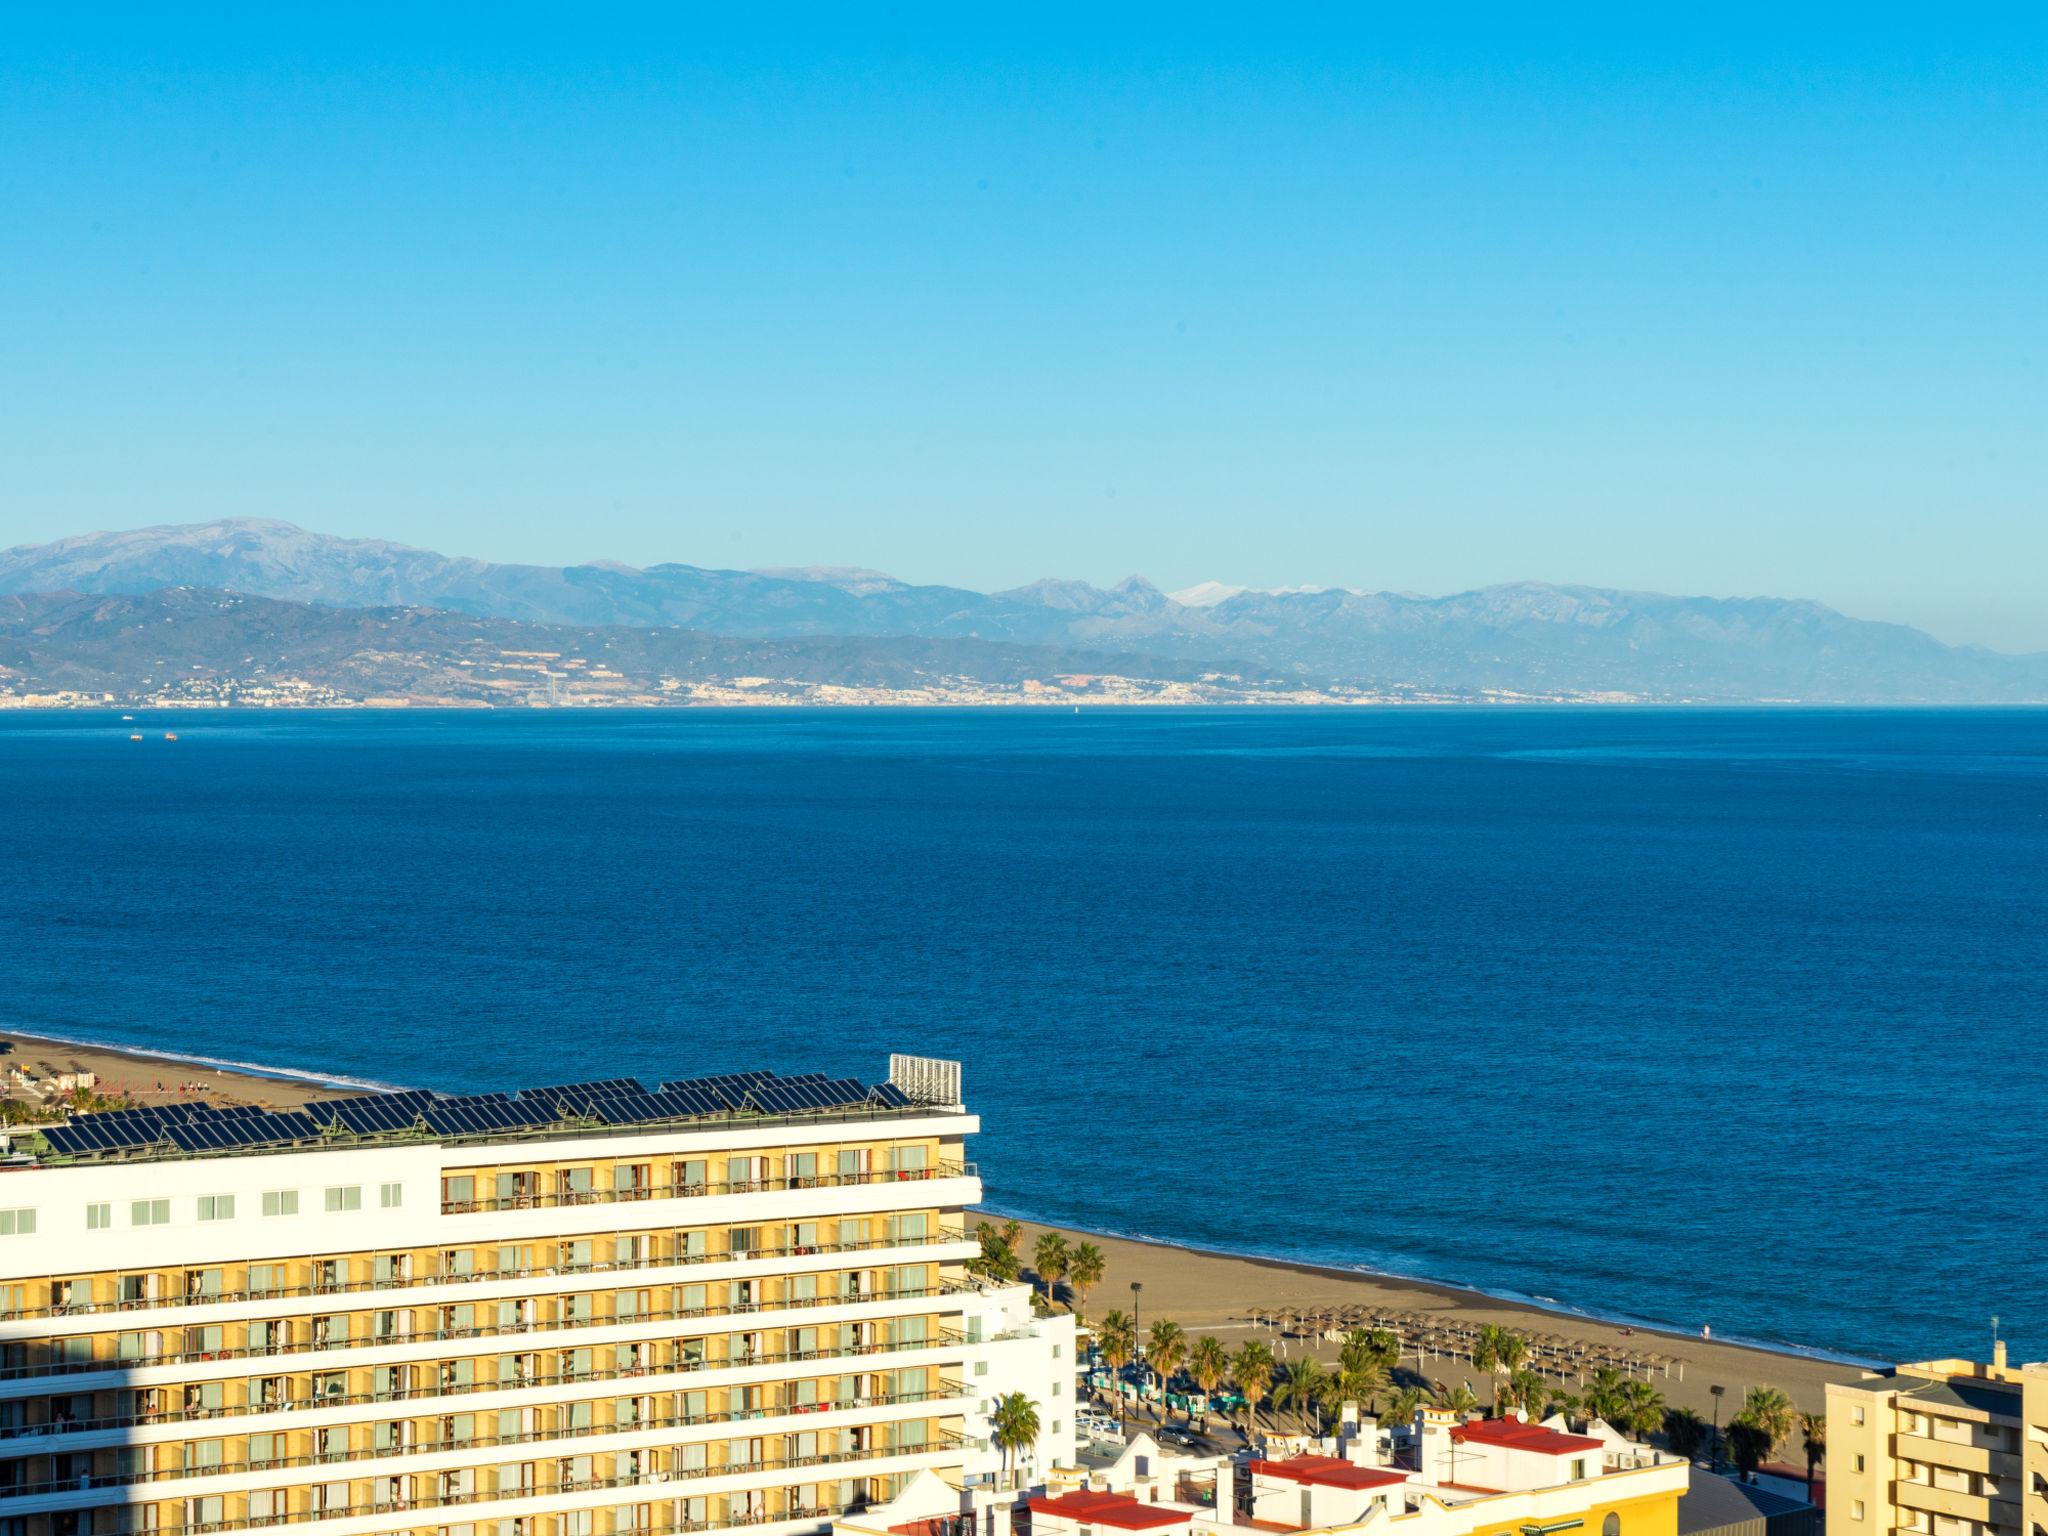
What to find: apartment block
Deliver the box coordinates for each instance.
[1825,1348,2048,1536]
[0,1060,1073,1536]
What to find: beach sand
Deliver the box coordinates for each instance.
[991,1217,1851,1418]
[0,1032,363,1112]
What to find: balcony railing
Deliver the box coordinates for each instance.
[119,1435,966,1536]
[6,1230,969,1324]
[0,1386,968,1500]
[442,1163,975,1216]
[0,1278,978,1385]
[0,1328,968,1442]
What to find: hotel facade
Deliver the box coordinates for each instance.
[0,1060,1074,1536]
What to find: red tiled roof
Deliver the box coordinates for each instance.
[1449,1419,1603,1456]
[1249,1456,1411,1491]
[1027,1492,1194,1531]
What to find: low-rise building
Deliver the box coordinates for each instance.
[836,1409,1689,1536]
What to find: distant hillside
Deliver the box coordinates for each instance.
[0,589,1302,706]
[3,519,2045,702]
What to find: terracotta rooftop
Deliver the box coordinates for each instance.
[1028,1492,1195,1531]
[1249,1456,1411,1491]
[1449,1419,1604,1456]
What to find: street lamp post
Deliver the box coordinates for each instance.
[1131,1282,1144,1426]
[1708,1384,1725,1473]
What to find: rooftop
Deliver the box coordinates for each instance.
[1029,1492,1195,1531]
[1248,1457,1411,1491]
[16,1069,949,1167]
[1449,1419,1605,1456]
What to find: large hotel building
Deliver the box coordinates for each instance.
[0,1058,1074,1536]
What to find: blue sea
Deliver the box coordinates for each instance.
[2,708,2043,1365]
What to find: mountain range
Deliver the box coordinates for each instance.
[2,518,2044,704]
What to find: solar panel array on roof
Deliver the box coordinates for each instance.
[37,1064,921,1162]
[420,1096,564,1137]
[658,1071,773,1107]
[316,1097,426,1136]
[514,1078,645,1102]
[163,1110,325,1153]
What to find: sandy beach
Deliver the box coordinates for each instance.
[0,1031,367,1112]
[991,1217,1850,1418]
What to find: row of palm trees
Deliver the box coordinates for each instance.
[966,1221,1108,1319]
[1089,1311,1822,1486]
[968,1226,1824,1490]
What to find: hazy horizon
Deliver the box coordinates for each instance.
[3,11,2044,647]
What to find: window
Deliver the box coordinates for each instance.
[324,1186,362,1213]
[1570,1457,1587,1481]
[197,1194,235,1222]
[1852,1405,1866,1425]
[85,1203,111,1231]
[974,1361,990,1377]
[1853,1501,1866,1522]
[131,1199,170,1227]
[1854,1454,1866,1472]
[379,1182,403,1209]
[0,1209,34,1237]
[1603,1517,1620,1536]
[262,1190,299,1218]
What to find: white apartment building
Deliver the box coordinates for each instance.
[0,1059,1073,1536]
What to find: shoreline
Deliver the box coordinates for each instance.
[984,1206,1880,1372]
[0,1030,391,1108]
[985,1216,1858,1416]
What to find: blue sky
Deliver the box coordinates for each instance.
[2,7,2044,648]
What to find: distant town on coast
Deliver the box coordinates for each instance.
[5,521,2047,709]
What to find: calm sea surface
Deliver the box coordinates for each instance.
[2,708,2043,1363]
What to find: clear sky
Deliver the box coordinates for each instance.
[2,7,2044,649]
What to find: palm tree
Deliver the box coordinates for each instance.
[1434,1380,1479,1416]
[1582,1366,1628,1426]
[970,1222,1019,1283]
[1473,1324,1527,1377]
[1363,1328,1400,1370]
[1662,1407,1709,1461]
[1383,1385,1426,1427]
[1506,1367,1547,1418]
[1032,1233,1070,1312]
[1231,1340,1275,1441]
[1189,1336,1228,1429]
[998,1219,1023,1258]
[1615,1380,1666,1440]
[1149,1320,1188,1421]
[1098,1310,1136,1418]
[1338,1330,1390,1411]
[1275,1358,1332,1435]
[1739,1387,1797,1456]
[1544,1388,1585,1425]
[1067,1243,1105,1321]
[990,1392,1041,1489]
[1798,1413,1825,1498]
[1727,1419,1771,1482]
